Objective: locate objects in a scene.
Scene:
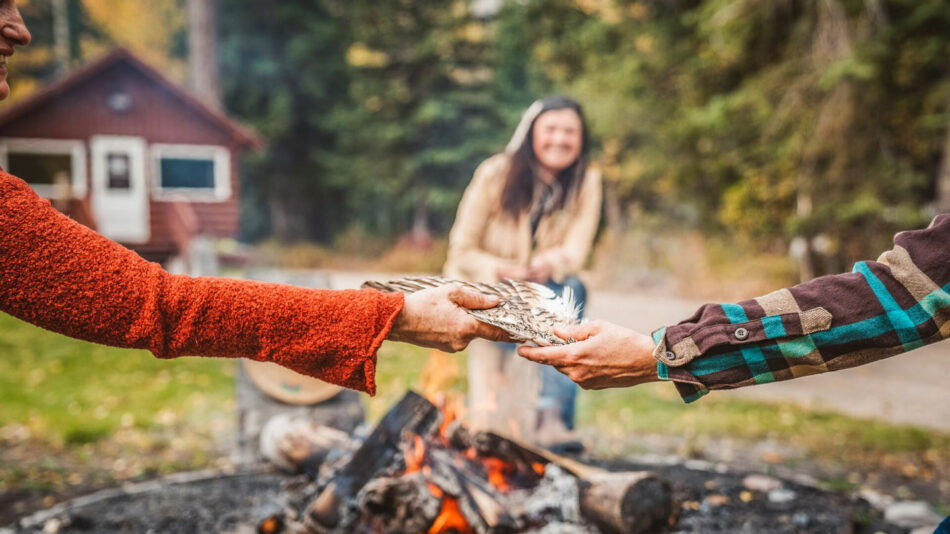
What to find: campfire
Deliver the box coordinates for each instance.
[256,391,677,534]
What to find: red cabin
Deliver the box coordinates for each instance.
[0,48,260,263]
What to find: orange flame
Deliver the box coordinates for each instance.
[428,497,473,534]
[404,434,426,474]
[482,457,511,492]
[419,350,460,401]
[419,350,466,440]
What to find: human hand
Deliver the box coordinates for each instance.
[517,320,659,389]
[526,247,561,284]
[525,258,553,284]
[387,285,513,352]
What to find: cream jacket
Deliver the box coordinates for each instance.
[444,153,602,283]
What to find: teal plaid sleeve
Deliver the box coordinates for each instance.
[652,215,950,403]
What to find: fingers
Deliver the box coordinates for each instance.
[448,286,499,310]
[473,322,514,343]
[517,344,571,366]
[553,321,601,341]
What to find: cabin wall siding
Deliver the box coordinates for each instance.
[0,62,247,254]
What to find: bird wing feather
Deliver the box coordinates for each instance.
[361,276,580,346]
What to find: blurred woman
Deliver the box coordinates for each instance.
[444,96,602,448]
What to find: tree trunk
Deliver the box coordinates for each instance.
[603,178,625,234]
[411,189,431,246]
[187,0,221,108]
[52,0,70,73]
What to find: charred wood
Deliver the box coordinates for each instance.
[476,432,675,534]
[305,392,441,530]
[259,416,354,473]
[357,472,442,534]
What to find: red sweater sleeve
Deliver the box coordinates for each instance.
[0,172,403,395]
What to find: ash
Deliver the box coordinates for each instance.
[517,465,587,527]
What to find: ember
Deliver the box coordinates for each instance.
[259,391,676,534]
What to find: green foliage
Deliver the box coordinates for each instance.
[579,383,950,456]
[14,0,950,268]
[521,0,948,269]
[219,1,537,242]
[218,1,353,241]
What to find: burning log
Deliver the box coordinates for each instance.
[262,392,676,534]
[426,448,519,533]
[477,432,676,534]
[358,472,442,533]
[305,391,441,531]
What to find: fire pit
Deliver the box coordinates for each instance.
[5,392,901,534]
[266,391,675,534]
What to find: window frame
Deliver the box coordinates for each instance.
[0,137,88,198]
[150,143,231,201]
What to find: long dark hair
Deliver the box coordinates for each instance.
[501,96,590,219]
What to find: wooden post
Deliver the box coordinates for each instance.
[466,340,541,441]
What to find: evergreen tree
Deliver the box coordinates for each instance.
[218,0,351,241]
[326,0,510,241]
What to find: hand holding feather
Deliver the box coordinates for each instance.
[365,276,581,347]
[518,321,659,390]
[383,283,513,352]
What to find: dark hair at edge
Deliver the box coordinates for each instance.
[502,95,590,219]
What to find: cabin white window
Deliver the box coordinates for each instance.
[151,144,230,201]
[0,138,87,198]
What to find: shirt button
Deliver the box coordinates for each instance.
[665,351,676,361]
[734,327,749,340]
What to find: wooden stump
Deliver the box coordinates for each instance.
[234,362,364,465]
[466,340,541,441]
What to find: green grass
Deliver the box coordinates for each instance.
[4,308,949,457]
[0,313,235,447]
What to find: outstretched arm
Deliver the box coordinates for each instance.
[0,172,503,395]
[520,215,950,402]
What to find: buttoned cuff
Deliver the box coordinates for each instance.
[652,307,832,367]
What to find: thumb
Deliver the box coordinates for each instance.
[554,321,599,341]
[449,286,499,310]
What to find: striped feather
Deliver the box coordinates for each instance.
[362,276,580,346]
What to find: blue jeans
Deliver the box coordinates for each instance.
[538,276,586,430]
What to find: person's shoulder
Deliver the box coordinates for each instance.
[473,153,511,181]
[468,153,511,193]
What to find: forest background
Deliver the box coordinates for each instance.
[4,1,950,521]
[10,0,950,291]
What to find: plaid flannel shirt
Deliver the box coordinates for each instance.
[653,214,950,403]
